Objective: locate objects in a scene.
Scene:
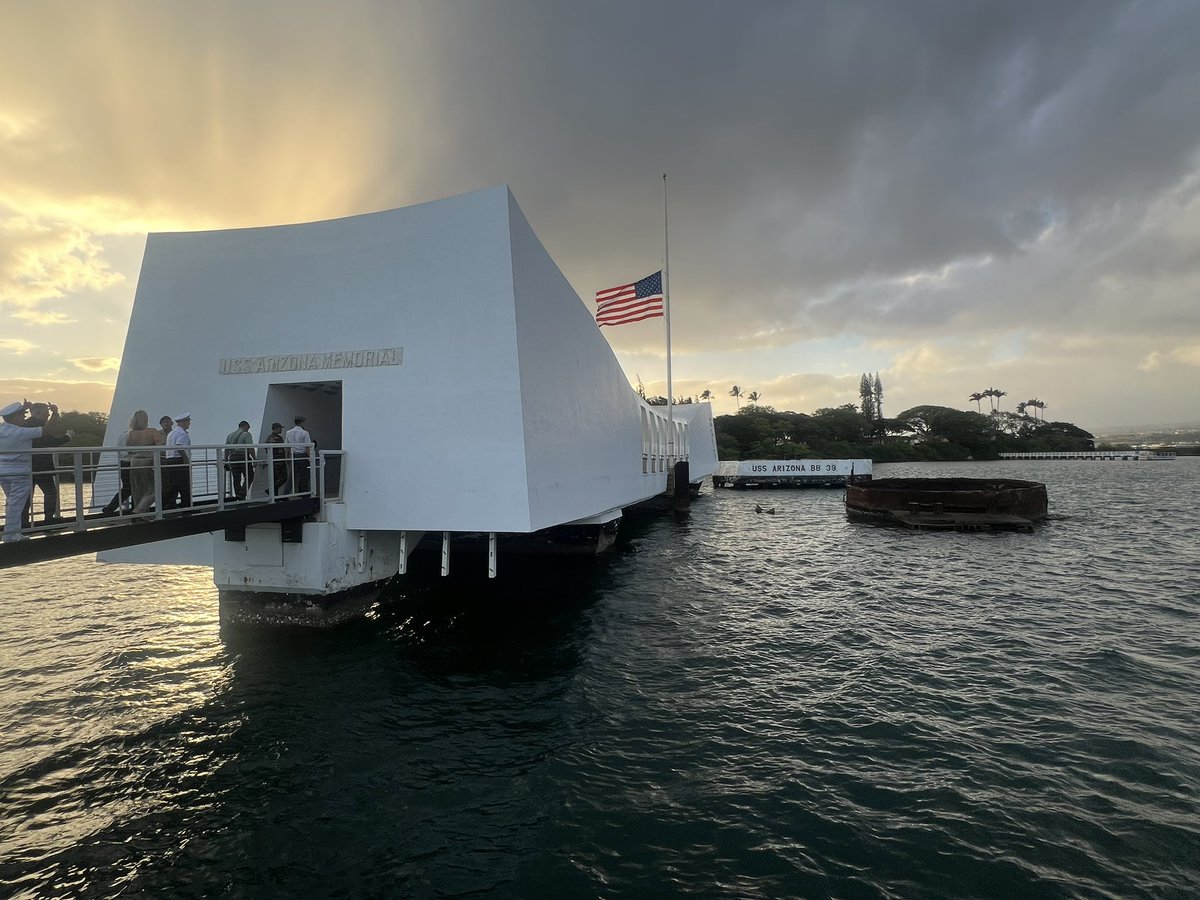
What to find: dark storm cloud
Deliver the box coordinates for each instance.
[3,0,1198,423]
[380,0,1200,349]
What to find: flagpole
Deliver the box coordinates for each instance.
[663,173,674,463]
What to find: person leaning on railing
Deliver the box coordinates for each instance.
[0,400,67,543]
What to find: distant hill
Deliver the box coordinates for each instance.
[1093,422,1200,446]
[1094,420,1200,434]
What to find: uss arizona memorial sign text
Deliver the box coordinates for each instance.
[219,347,403,375]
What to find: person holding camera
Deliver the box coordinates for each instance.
[0,400,67,541]
[25,402,74,526]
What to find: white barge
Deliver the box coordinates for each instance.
[713,459,872,488]
[98,186,717,625]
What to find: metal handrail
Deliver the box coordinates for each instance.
[1,442,329,543]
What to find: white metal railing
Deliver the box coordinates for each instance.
[1,442,338,543]
[639,404,690,475]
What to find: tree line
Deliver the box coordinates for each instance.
[55,410,108,446]
[715,403,1095,462]
[967,387,1046,419]
[635,378,767,409]
[633,373,1092,460]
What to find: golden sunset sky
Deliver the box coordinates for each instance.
[2,0,1199,430]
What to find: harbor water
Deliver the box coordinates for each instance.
[1,459,1198,897]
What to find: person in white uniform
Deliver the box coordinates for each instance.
[164,413,193,510]
[284,416,313,495]
[0,400,66,542]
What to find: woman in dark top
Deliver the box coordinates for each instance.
[266,422,288,493]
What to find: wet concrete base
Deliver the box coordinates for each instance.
[219,581,386,628]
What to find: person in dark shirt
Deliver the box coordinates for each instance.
[223,420,256,500]
[24,402,73,526]
[265,422,287,495]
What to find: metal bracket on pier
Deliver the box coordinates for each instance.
[441,531,450,576]
[355,531,366,572]
[488,532,497,579]
[398,531,408,574]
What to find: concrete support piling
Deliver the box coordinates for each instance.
[673,461,690,511]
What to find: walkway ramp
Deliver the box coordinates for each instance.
[1,442,324,569]
[0,497,318,569]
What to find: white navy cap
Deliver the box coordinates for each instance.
[175,412,191,421]
[0,401,23,417]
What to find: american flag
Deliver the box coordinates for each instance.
[595,271,664,327]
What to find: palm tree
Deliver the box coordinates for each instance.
[969,391,984,412]
[729,385,743,409]
[699,389,712,402]
[993,389,1007,412]
[1016,401,1028,416]
[747,391,761,405]
[982,387,998,411]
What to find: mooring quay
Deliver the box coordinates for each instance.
[999,450,1175,461]
[3,186,719,626]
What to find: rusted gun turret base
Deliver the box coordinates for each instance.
[845,478,1047,533]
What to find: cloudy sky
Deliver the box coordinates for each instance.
[2,0,1199,430]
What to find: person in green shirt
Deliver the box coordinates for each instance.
[224,420,256,500]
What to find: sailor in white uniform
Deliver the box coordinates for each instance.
[284,416,313,495]
[0,400,66,541]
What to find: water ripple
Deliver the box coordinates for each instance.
[1,460,1198,897]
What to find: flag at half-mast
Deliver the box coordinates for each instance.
[595,271,664,327]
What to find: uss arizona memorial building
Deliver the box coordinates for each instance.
[100,186,717,617]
